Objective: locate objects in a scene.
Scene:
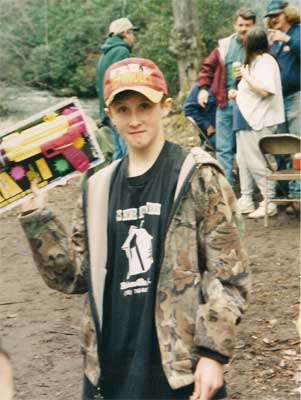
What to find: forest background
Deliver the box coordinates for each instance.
[0,0,300,109]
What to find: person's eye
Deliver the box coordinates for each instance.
[117,106,128,113]
[140,102,151,110]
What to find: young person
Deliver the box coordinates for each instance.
[229,28,285,218]
[20,58,250,400]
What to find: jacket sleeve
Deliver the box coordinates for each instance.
[19,196,88,294]
[193,165,250,360]
[288,28,300,59]
[197,48,220,89]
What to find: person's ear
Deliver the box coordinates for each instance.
[162,97,172,117]
[104,107,111,119]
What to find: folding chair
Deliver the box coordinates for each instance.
[259,134,301,227]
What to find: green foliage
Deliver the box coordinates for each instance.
[198,0,245,52]
[0,0,103,95]
[0,0,283,97]
[126,1,178,95]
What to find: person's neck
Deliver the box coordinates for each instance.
[127,137,165,177]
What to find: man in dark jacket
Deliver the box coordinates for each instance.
[266,0,300,201]
[96,18,139,160]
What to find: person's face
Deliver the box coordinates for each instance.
[124,30,135,47]
[107,92,171,154]
[269,12,287,30]
[234,16,256,42]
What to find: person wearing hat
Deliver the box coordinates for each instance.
[19,58,249,400]
[265,1,301,202]
[96,18,139,161]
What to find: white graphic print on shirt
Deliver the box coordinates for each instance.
[122,225,153,279]
[117,202,161,297]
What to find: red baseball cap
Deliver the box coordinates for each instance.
[103,58,168,106]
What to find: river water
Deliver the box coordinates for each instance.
[0,86,99,131]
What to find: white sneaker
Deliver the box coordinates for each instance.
[248,202,278,219]
[237,196,255,214]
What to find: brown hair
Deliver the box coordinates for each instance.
[235,8,256,23]
[244,28,270,66]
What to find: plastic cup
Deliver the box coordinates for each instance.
[231,62,242,80]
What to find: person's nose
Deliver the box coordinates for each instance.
[129,112,141,128]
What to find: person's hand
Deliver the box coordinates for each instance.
[268,29,290,43]
[21,180,47,213]
[0,352,14,400]
[239,64,250,80]
[228,89,237,100]
[190,357,224,400]
[197,89,209,108]
[206,125,215,136]
[233,68,242,81]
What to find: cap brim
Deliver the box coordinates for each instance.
[265,8,283,17]
[106,86,164,106]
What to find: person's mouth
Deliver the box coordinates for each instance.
[128,130,145,135]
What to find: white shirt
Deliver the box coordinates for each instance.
[236,53,285,131]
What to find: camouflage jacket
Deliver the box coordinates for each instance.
[20,147,250,389]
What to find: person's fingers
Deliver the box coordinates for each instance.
[190,373,201,400]
[200,98,208,107]
[30,180,40,196]
[21,180,47,212]
[197,90,208,108]
[199,381,213,400]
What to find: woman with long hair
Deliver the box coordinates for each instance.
[229,27,285,218]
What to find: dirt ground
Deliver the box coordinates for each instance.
[0,95,300,400]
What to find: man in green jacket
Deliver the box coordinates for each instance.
[96,17,139,160]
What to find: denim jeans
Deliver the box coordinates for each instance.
[216,102,236,185]
[105,118,127,160]
[278,91,301,198]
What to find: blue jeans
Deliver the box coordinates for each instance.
[278,91,301,198]
[105,118,127,160]
[216,103,235,185]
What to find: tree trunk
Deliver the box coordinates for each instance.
[170,0,205,93]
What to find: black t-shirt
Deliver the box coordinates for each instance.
[99,141,190,399]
